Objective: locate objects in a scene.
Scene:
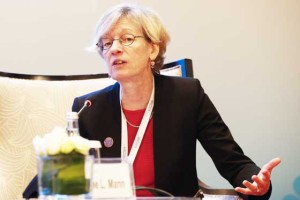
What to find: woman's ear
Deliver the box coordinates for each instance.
[149,43,160,61]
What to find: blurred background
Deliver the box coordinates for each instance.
[0,0,299,199]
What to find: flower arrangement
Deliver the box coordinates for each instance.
[33,127,97,197]
[33,127,91,156]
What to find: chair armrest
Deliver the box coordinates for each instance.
[198,179,239,196]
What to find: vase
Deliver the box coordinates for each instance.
[37,153,93,199]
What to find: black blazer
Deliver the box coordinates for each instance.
[72,74,271,199]
[23,74,271,199]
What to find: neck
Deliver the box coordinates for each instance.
[120,74,154,110]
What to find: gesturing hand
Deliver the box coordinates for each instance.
[235,157,281,196]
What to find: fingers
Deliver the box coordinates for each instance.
[252,175,265,186]
[243,180,258,192]
[235,179,267,196]
[259,169,271,182]
[252,174,270,193]
[235,180,256,195]
[235,158,281,196]
[235,172,271,196]
[262,157,281,172]
[235,187,251,195]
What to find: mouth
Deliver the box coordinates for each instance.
[112,59,126,66]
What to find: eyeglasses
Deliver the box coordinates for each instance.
[96,34,144,50]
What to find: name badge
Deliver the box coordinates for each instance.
[91,158,135,199]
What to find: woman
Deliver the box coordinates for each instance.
[72,4,281,199]
[23,3,280,199]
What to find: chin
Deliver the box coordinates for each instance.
[110,73,127,82]
[110,70,142,83]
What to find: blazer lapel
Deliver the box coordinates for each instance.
[153,75,173,190]
[93,82,122,158]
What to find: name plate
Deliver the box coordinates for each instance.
[91,158,135,199]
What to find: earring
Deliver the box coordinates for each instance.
[150,60,155,69]
[150,60,159,74]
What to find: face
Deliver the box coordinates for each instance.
[99,17,159,82]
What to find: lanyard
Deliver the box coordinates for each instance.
[120,78,155,164]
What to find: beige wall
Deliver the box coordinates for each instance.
[1,0,299,198]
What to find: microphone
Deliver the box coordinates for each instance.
[78,99,92,115]
[76,98,101,159]
[69,99,101,156]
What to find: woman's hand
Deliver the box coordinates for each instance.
[235,157,281,196]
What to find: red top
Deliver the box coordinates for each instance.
[123,108,154,197]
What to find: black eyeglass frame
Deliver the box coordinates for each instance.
[96,34,144,51]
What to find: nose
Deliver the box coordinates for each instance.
[109,39,123,54]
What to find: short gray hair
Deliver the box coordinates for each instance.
[90,4,170,73]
